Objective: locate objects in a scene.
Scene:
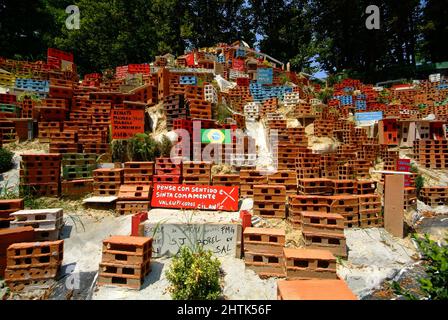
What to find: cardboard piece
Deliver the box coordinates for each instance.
[384,174,404,238]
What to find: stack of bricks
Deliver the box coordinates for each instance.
[413,140,448,169]
[20,96,34,118]
[357,180,377,194]
[328,195,359,229]
[79,127,110,155]
[98,236,152,289]
[286,128,308,147]
[212,174,240,187]
[349,159,372,178]
[38,121,61,143]
[61,153,96,198]
[116,185,151,216]
[49,131,79,154]
[283,248,338,279]
[300,206,347,257]
[332,180,357,195]
[276,143,300,170]
[93,168,124,196]
[420,187,448,207]
[20,154,61,197]
[91,101,111,126]
[267,170,297,195]
[253,185,286,218]
[296,152,320,179]
[260,98,278,117]
[0,199,24,229]
[243,228,285,277]
[182,161,212,185]
[5,240,64,292]
[0,227,35,277]
[320,154,338,179]
[297,178,332,195]
[11,208,63,241]
[239,170,268,198]
[382,149,399,171]
[244,102,260,121]
[314,120,335,137]
[288,195,329,228]
[153,158,182,184]
[186,98,212,120]
[358,194,383,227]
[164,94,187,130]
[124,162,154,185]
[0,120,17,143]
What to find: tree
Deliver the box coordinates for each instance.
[310,0,420,82]
[420,0,448,63]
[0,0,54,60]
[250,0,315,72]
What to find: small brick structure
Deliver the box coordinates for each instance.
[0,226,35,277]
[5,240,63,292]
[182,161,212,185]
[124,162,154,185]
[0,199,24,228]
[116,185,151,216]
[20,153,62,197]
[10,208,63,241]
[243,227,285,277]
[93,168,124,196]
[153,157,182,184]
[98,236,153,289]
[252,184,286,218]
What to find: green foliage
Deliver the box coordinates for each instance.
[127,133,160,162]
[415,175,425,195]
[392,234,448,300]
[165,246,222,300]
[216,103,232,124]
[111,139,128,163]
[0,148,14,174]
[157,135,173,158]
[316,87,334,104]
[0,0,445,82]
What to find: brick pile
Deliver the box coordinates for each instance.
[243,227,285,277]
[20,153,61,197]
[93,168,124,196]
[61,153,96,198]
[5,240,63,292]
[98,236,152,289]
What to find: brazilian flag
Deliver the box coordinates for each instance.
[201,129,231,144]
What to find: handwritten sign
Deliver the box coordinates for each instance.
[232,58,245,71]
[111,109,145,139]
[257,68,273,85]
[143,223,241,257]
[151,184,239,211]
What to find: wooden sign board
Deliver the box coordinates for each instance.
[151,183,239,211]
[111,109,145,140]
